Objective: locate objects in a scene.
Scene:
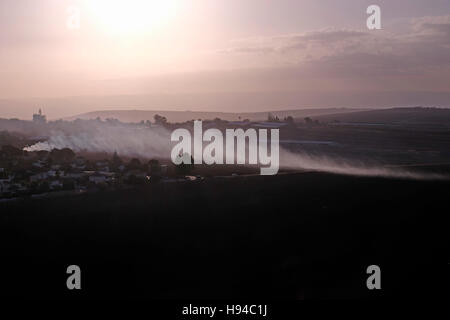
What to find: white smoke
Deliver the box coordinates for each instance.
[279,149,449,180]
[24,121,449,180]
[24,121,172,159]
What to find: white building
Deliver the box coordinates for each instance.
[47,170,57,177]
[32,160,45,168]
[89,174,107,184]
[32,109,47,124]
[64,172,85,179]
[0,181,10,193]
[30,172,48,182]
[50,180,63,190]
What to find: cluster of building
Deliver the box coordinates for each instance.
[0,111,305,200]
[0,146,168,199]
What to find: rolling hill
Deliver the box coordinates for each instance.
[67,107,365,123]
[313,107,450,127]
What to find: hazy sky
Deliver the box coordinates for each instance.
[1,0,450,118]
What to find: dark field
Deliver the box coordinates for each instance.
[1,171,449,300]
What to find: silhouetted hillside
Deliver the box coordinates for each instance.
[68,108,364,123]
[314,107,450,128]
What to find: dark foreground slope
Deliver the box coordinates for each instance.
[0,172,449,300]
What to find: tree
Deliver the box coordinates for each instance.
[38,181,50,193]
[128,158,142,171]
[284,116,294,124]
[268,113,280,122]
[111,152,123,171]
[105,118,119,125]
[148,159,161,174]
[37,150,49,159]
[154,114,168,125]
[1,145,23,158]
[63,180,75,191]
[112,151,122,165]
[50,148,75,163]
[126,174,146,185]
[61,148,76,160]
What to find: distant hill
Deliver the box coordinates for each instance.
[67,108,364,123]
[312,107,450,127]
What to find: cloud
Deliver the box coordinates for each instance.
[220,29,369,55]
[220,15,450,77]
[411,15,450,38]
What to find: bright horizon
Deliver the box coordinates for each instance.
[1,0,450,119]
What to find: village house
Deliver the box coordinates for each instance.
[32,160,46,168]
[89,173,109,184]
[75,156,86,166]
[47,170,57,177]
[0,177,12,193]
[125,170,148,179]
[95,161,110,172]
[30,172,49,182]
[49,180,63,190]
[63,172,85,179]
[71,156,87,170]
[0,182,9,194]
[51,164,61,170]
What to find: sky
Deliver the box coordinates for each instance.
[1,0,450,119]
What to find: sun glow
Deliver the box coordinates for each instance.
[86,0,180,36]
